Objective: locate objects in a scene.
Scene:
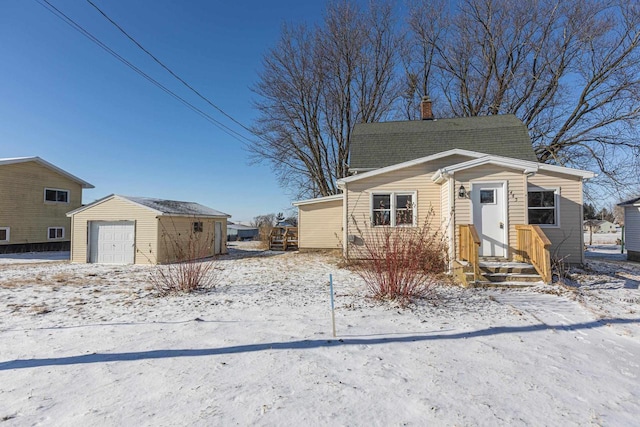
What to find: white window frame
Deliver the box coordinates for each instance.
[48,227,65,240]
[370,191,417,227]
[0,227,9,242]
[193,221,204,233]
[527,187,560,228]
[44,188,70,204]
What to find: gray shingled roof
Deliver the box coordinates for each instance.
[349,114,537,170]
[618,196,640,206]
[123,196,230,218]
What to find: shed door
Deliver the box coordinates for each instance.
[214,222,222,254]
[89,221,135,264]
[471,183,507,257]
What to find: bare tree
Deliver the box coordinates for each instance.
[404,0,640,199]
[251,0,402,198]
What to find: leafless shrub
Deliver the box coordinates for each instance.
[349,212,448,306]
[151,258,221,295]
[150,218,223,295]
[551,255,571,285]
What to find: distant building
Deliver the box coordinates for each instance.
[227,222,259,241]
[583,219,617,233]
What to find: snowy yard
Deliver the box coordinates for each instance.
[1,242,639,425]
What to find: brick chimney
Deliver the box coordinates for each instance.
[420,96,433,120]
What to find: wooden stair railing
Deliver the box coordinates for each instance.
[269,226,298,251]
[283,227,298,249]
[459,224,481,283]
[515,225,552,284]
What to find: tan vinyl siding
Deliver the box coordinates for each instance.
[156,216,227,263]
[298,199,343,249]
[345,156,473,258]
[0,161,82,245]
[347,156,473,230]
[528,172,584,264]
[69,197,158,264]
[453,165,526,259]
[624,206,640,252]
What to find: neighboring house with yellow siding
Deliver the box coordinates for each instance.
[0,157,93,253]
[294,99,595,285]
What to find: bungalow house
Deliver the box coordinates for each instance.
[618,197,640,262]
[67,194,230,264]
[294,98,594,284]
[0,156,94,253]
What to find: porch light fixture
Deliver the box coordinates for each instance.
[458,184,467,199]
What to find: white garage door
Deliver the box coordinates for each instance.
[89,221,135,264]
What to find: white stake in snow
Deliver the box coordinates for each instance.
[330,274,336,337]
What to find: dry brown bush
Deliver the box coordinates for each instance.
[151,220,223,295]
[349,212,448,306]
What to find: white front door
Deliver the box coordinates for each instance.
[89,221,135,264]
[472,182,507,257]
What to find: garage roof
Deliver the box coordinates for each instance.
[67,194,231,218]
[125,196,231,217]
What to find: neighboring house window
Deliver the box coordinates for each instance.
[528,189,558,225]
[193,222,203,233]
[48,227,65,239]
[0,227,9,242]
[45,188,69,203]
[372,192,416,226]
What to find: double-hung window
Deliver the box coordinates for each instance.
[528,188,558,226]
[45,188,69,203]
[372,192,416,226]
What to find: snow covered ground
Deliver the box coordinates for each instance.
[1,242,639,425]
[0,251,70,265]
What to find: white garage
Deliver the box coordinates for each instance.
[67,194,230,265]
[89,221,135,264]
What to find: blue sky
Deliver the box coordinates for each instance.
[0,0,332,222]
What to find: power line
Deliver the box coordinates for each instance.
[87,0,256,137]
[34,0,254,146]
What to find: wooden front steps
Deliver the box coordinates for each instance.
[459,260,544,288]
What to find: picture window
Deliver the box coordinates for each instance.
[372,192,416,226]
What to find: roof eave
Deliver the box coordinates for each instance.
[293,194,344,206]
[0,156,94,188]
[537,164,595,179]
[66,193,117,217]
[340,149,487,184]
